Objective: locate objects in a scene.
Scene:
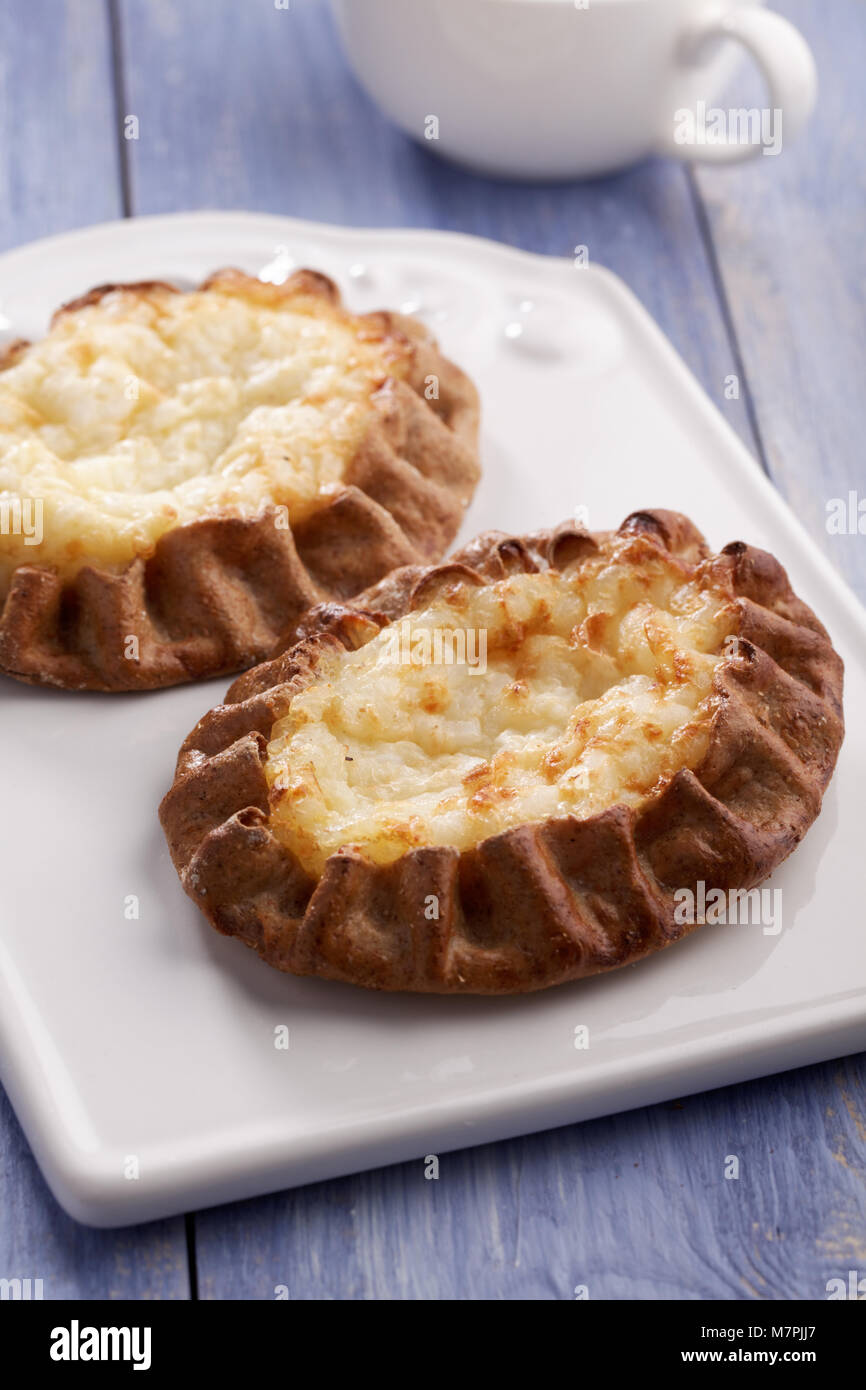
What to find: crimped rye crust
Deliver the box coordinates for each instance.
[0,269,480,691]
[159,510,845,995]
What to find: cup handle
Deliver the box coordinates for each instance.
[659,5,817,164]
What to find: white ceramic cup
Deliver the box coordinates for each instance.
[329,0,817,180]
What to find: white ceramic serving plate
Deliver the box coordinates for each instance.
[0,212,863,1227]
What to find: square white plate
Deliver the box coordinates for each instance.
[1,212,864,1227]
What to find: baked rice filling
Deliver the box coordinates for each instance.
[0,279,409,593]
[265,534,737,874]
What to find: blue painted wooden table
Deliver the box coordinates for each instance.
[1,0,863,1300]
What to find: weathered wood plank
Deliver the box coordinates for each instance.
[0,0,122,251]
[0,0,190,1296]
[191,1056,866,1300]
[694,0,866,600]
[0,1088,190,1300]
